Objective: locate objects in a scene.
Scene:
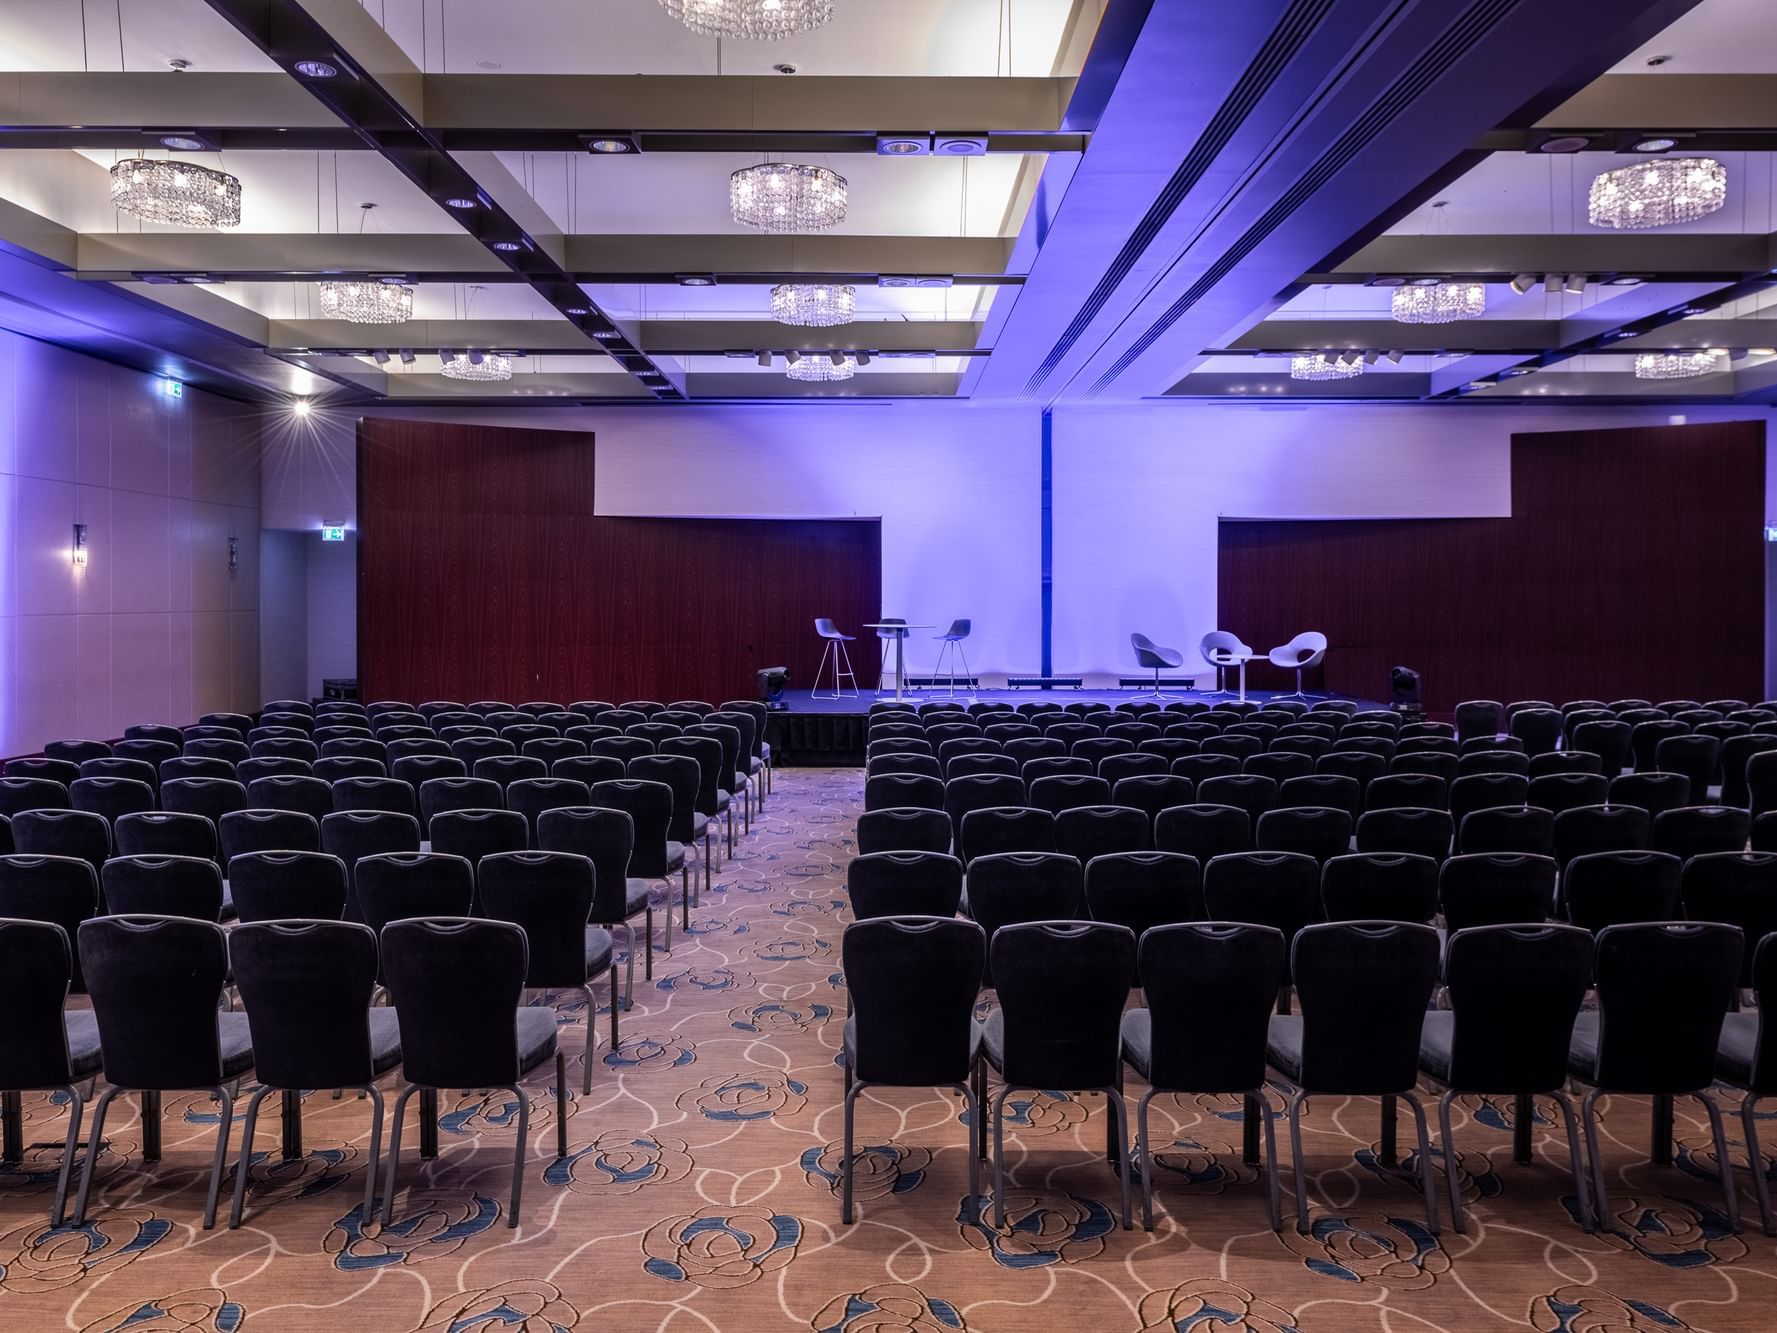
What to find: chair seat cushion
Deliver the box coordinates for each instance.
[65,1010,103,1079]
[717,791,732,814]
[1265,1015,1305,1082]
[1120,1009,1153,1081]
[219,886,237,923]
[748,757,764,776]
[1566,1011,1600,1083]
[586,926,615,974]
[219,1010,255,1080]
[1718,1011,1759,1089]
[515,1006,559,1077]
[979,1009,1006,1071]
[665,842,686,872]
[692,813,710,840]
[368,1006,403,1077]
[621,880,654,917]
[1417,1010,1455,1085]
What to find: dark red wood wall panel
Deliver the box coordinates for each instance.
[1217,420,1766,710]
[358,419,881,704]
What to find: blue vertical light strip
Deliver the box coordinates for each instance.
[1040,408,1054,678]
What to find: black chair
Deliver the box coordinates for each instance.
[12,808,111,883]
[857,807,952,855]
[101,855,225,920]
[320,811,422,917]
[419,776,505,824]
[871,752,943,780]
[1655,734,1722,803]
[1354,807,1452,862]
[1155,803,1250,862]
[538,806,651,1007]
[248,774,335,824]
[236,757,312,787]
[1457,749,1530,778]
[1111,774,1196,831]
[963,852,1084,986]
[1716,934,1777,1232]
[115,810,218,862]
[848,850,964,919]
[0,918,102,1223]
[73,916,253,1229]
[1552,804,1650,869]
[4,758,77,789]
[314,756,387,783]
[1277,774,1361,820]
[1509,708,1564,758]
[981,921,1136,1229]
[219,809,321,862]
[946,774,1029,833]
[1525,772,1610,816]
[1449,773,1528,832]
[1439,853,1556,932]
[1084,851,1205,976]
[1321,852,1439,923]
[163,777,249,829]
[1124,922,1285,1230]
[866,772,945,813]
[1570,720,1633,777]
[112,739,180,772]
[1569,923,1742,1232]
[1529,751,1603,779]
[1458,805,1554,856]
[227,850,348,922]
[1201,851,1321,1013]
[479,851,619,1087]
[473,755,550,791]
[1653,805,1750,861]
[840,916,985,1223]
[1255,806,1351,864]
[1630,720,1690,773]
[1561,850,1683,933]
[226,920,397,1228]
[355,854,476,980]
[70,776,154,827]
[1366,773,1447,812]
[1172,754,1241,787]
[1246,752,1313,785]
[1023,756,1094,789]
[1268,921,1441,1232]
[380,918,567,1226]
[1420,924,1594,1232]
[0,854,99,993]
[1027,773,1114,815]
[1055,804,1149,862]
[1683,853,1777,988]
[590,778,689,945]
[956,807,1053,865]
[1455,701,1504,745]
[509,777,596,848]
[1003,737,1064,766]
[1317,752,1387,790]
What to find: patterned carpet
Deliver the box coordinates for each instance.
[1,767,1772,1331]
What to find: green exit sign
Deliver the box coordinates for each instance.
[320,525,347,542]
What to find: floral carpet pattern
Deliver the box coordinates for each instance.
[2,767,1773,1330]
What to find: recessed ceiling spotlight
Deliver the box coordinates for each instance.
[1538,136,1592,154]
[1563,273,1589,295]
[1367,276,1408,288]
[587,138,632,154]
[1501,366,1536,377]
[1408,276,1441,287]
[159,135,207,151]
[491,240,522,252]
[677,274,718,287]
[935,136,989,156]
[1605,275,1645,286]
[476,59,502,70]
[774,63,800,75]
[1633,137,1677,153]
[593,330,621,340]
[1645,54,1674,67]
[444,196,478,210]
[293,59,339,79]
[564,307,590,316]
[877,137,930,157]
[1510,273,1538,294]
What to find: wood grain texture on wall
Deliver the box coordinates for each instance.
[357,418,881,704]
[1218,420,1766,709]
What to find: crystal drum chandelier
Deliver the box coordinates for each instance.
[1588,158,1727,230]
[109,158,242,229]
[658,0,834,40]
[1289,353,1363,382]
[787,354,857,382]
[731,163,848,233]
[771,282,856,327]
[318,280,414,325]
[1633,350,1722,380]
[440,352,513,382]
[1391,281,1485,324]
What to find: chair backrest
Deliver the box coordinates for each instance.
[1458,804,1554,856]
[0,918,78,1089]
[1254,806,1351,864]
[1139,922,1285,1092]
[81,915,230,1090]
[990,920,1135,1089]
[1155,803,1250,862]
[319,810,422,912]
[953,806,1049,865]
[1026,773,1113,815]
[965,852,1085,985]
[1354,807,1453,862]
[1508,708,1564,757]
[354,852,475,947]
[1560,849,1683,933]
[101,854,224,920]
[70,776,155,825]
[1321,852,1439,923]
[1454,701,1504,744]
[227,850,349,922]
[1438,852,1556,931]
[1111,774,1197,829]
[588,780,674,877]
[1449,773,1528,831]
[1366,773,1449,812]
[1200,851,1320,986]
[0,854,98,991]
[537,806,636,921]
[1290,920,1439,1093]
[1084,851,1205,976]
[1527,772,1611,816]
[427,807,528,874]
[847,850,964,919]
[418,776,506,824]
[381,917,529,1089]
[1276,774,1361,820]
[247,774,335,823]
[1652,805,1750,861]
[114,810,218,862]
[12,808,111,877]
[866,772,944,813]
[1585,922,1741,1092]
[509,777,597,844]
[856,807,952,856]
[477,851,599,989]
[1441,924,1593,1091]
[219,808,322,861]
[1682,852,1777,986]
[1552,804,1650,869]
[1055,804,1149,862]
[162,776,248,826]
[230,921,380,1089]
[844,916,984,1086]
[1456,749,1529,778]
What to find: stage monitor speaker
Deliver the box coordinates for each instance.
[1390,666,1422,709]
[757,667,789,710]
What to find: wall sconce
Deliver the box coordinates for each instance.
[228,536,240,574]
[72,523,88,567]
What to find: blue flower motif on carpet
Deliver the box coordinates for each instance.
[77,1286,243,1332]
[679,1072,809,1122]
[1135,1278,1301,1332]
[1531,1285,1689,1331]
[0,1206,171,1294]
[544,1133,693,1195]
[801,1142,931,1199]
[1589,1194,1747,1267]
[324,1193,499,1270]
[958,1191,1115,1268]
[642,1208,802,1288]
[412,1278,579,1330]
[730,1001,833,1034]
[602,1033,696,1070]
[655,967,746,992]
[811,1283,967,1331]
[1280,1213,1451,1289]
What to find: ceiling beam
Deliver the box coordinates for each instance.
[1164,373,1431,399]
[1226,319,1560,354]
[1307,232,1776,283]
[1538,74,1777,132]
[266,319,985,357]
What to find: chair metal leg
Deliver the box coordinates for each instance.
[1513,1092,1534,1164]
[49,1084,84,1228]
[992,1085,1012,1229]
[662,880,674,952]
[555,1051,568,1160]
[2,1089,20,1162]
[1581,1087,1609,1232]
[702,832,711,904]
[814,639,836,699]
[72,1086,121,1225]
[645,907,655,980]
[610,958,621,1049]
[1255,1085,1283,1233]
[1694,1089,1741,1234]
[202,1085,235,1230]
[1743,1093,1775,1236]
[1438,1090,1465,1233]
[581,984,599,1095]
[956,1079,982,1225]
[681,864,690,932]
[1379,1093,1398,1167]
[842,1080,861,1224]
[1106,1086,1132,1230]
[228,1084,277,1228]
[503,1082,530,1227]
[1286,1087,1310,1232]
[1135,1088,1159,1230]
[141,1090,161,1162]
[383,1084,417,1225]
[1400,1090,1438,1235]
[1651,1092,1674,1165]
[1243,1092,1261,1165]
[622,919,637,1010]
[1551,1090,1594,1233]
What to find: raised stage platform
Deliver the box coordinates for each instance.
[764,686,1388,766]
